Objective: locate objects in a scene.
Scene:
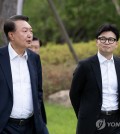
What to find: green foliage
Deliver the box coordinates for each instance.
[40,41,97,65]
[40,43,73,65]
[46,102,77,134]
[23,0,120,43]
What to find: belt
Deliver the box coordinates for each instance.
[8,116,33,126]
[101,110,119,115]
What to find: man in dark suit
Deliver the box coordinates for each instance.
[70,23,120,134]
[29,36,47,124]
[0,15,49,134]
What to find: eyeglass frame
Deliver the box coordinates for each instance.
[97,36,117,44]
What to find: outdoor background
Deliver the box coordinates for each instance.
[0,0,120,134]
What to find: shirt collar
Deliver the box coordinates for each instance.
[97,51,113,64]
[8,43,28,60]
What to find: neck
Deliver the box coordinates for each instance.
[99,52,112,60]
[10,43,25,56]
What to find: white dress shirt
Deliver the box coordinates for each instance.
[8,43,33,119]
[97,52,118,111]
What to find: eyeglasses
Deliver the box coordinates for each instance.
[97,37,117,44]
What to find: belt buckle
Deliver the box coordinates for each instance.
[106,111,111,115]
[19,119,24,126]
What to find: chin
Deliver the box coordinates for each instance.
[27,44,32,47]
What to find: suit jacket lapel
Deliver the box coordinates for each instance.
[27,51,37,101]
[0,46,13,95]
[27,51,44,129]
[91,55,120,99]
[114,57,120,93]
[91,55,102,95]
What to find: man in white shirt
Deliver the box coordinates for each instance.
[70,23,120,134]
[0,15,49,134]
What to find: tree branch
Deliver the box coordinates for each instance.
[112,0,120,16]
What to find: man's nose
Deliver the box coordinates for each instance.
[28,31,33,38]
[105,39,109,44]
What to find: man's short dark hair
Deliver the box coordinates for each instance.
[96,23,119,41]
[4,15,29,40]
[33,36,42,46]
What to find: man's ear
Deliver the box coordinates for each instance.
[115,42,118,48]
[8,32,14,40]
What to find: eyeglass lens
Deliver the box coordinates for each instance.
[98,37,116,44]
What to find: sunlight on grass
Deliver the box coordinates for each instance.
[45,102,77,134]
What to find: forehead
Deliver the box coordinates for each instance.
[99,31,116,38]
[14,20,32,30]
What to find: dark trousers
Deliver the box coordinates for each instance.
[1,117,36,134]
[95,112,120,134]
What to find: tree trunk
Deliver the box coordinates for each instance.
[112,0,120,16]
[17,0,24,15]
[47,0,79,63]
[0,0,17,45]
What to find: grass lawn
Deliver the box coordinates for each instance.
[45,102,77,134]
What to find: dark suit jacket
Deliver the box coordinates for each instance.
[70,54,120,134]
[0,46,48,134]
[41,100,47,124]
